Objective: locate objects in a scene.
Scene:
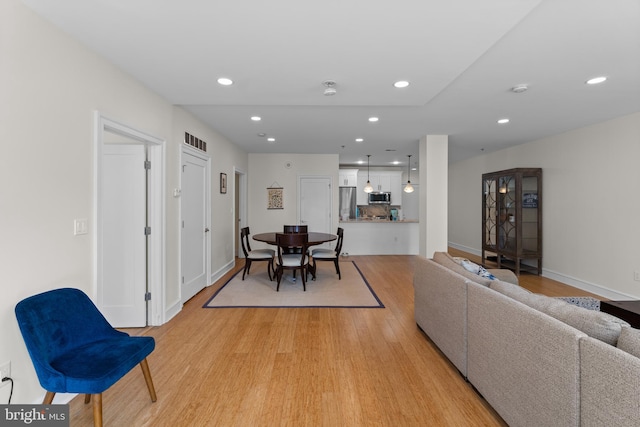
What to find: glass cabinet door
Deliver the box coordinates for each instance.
[521,174,539,254]
[483,178,497,250]
[498,174,516,252]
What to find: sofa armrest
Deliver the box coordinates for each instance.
[414,257,469,376]
[580,336,640,427]
[467,283,583,427]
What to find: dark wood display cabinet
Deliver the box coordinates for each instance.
[482,168,542,275]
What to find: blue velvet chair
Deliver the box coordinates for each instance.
[15,288,157,427]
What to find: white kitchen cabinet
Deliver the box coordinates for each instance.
[377,174,391,192]
[356,174,368,205]
[338,169,358,187]
[355,170,403,204]
[390,173,402,203]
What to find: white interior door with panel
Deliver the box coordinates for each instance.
[299,176,332,234]
[181,149,210,304]
[100,144,147,327]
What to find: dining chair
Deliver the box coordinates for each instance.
[15,288,157,427]
[283,224,308,233]
[240,227,275,280]
[282,225,309,257]
[275,232,310,291]
[310,227,344,280]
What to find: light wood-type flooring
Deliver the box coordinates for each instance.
[68,252,601,426]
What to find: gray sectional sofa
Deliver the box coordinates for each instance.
[414,252,640,427]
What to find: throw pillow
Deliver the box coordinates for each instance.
[556,296,601,311]
[617,326,640,358]
[432,252,492,287]
[461,260,496,280]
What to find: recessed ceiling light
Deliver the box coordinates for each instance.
[394,80,410,88]
[511,84,528,93]
[355,138,364,142]
[392,161,401,165]
[357,160,364,165]
[267,137,276,142]
[251,116,261,121]
[586,76,607,85]
[497,118,510,124]
[368,117,379,122]
[217,77,233,86]
[257,133,266,137]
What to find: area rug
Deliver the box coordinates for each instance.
[204,260,384,308]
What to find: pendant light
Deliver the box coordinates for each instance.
[404,154,414,193]
[363,154,373,193]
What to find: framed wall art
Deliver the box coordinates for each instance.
[220,173,227,194]
[267,186,283,209]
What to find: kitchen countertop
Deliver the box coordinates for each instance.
[340,218,418,223]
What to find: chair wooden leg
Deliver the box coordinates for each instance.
[276,266,283,291]
[92,393,103,427]
[301,267,306,291]
[140,358,157,402]
[310,260,317,280]
[43,391,55,404]
[242,259,251,280]
[334,258,341,280]
[84,394,91,404]
[267,259,273,281]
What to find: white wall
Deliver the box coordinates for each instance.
[449,112,640,299]
[0,0,245,404]
[248,153,339,249]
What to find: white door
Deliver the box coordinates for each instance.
[181,151,209,303]
[100,144,147,327]
[299,176,332,233]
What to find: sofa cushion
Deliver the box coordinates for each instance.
[433,252,492,287]
[490,281,628,345]
[617,326,640,358]
[543,299,628,345]
[490,280,532,302]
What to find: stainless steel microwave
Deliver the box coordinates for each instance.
[368,192,391,204]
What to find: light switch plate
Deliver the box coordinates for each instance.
[74,218,88,235]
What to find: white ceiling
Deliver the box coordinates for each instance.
[21,0,640,168]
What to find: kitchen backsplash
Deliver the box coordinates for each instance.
[357,205,401,218]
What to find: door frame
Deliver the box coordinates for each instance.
[234,167,247,258]
[179,145,211,303]
[94,112,166,326]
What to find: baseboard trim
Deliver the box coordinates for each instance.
[164,298,182,323]
[210,259,235,286]
[447,242,634,300]
[542,269,634,300]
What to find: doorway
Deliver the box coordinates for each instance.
[298,176,332,234]
[235,168,247,258]
[180,147,211,304]
[94,113,165,327]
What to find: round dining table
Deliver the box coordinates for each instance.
[252,232,337,246]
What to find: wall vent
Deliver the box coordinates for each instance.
[184,132,207,152]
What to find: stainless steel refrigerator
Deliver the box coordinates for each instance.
[339,187,357,220]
